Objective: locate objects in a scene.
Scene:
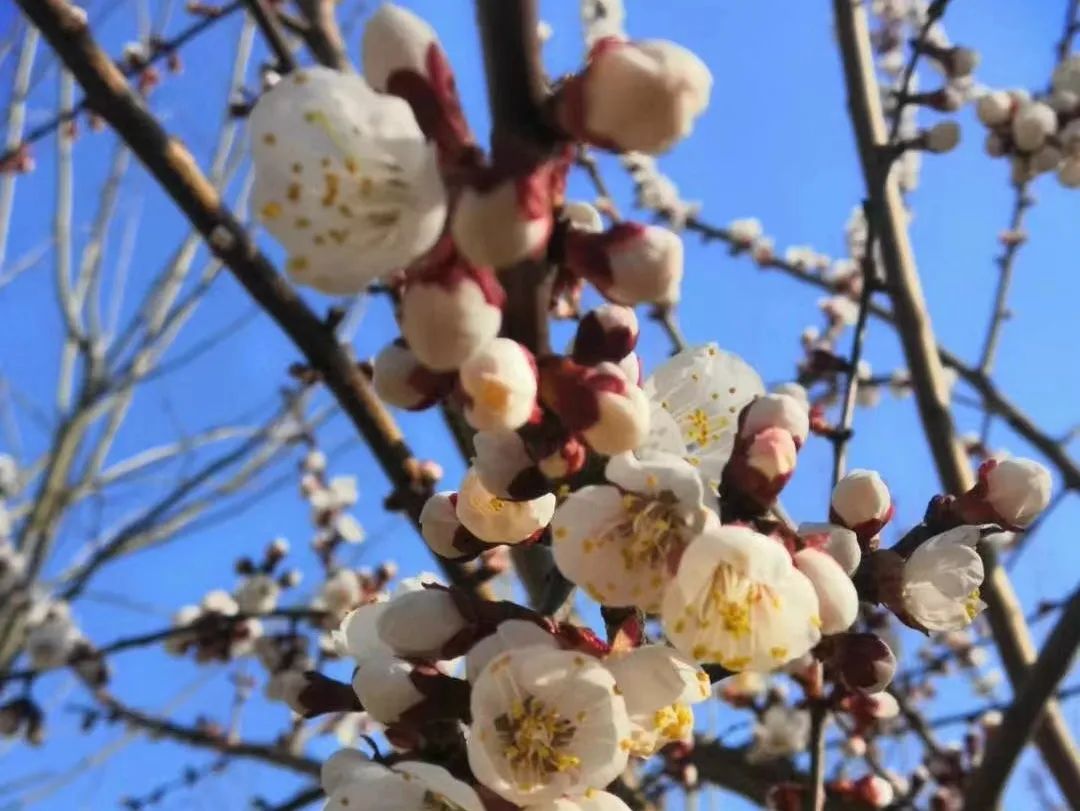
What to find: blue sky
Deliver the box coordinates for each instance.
[0,0,1077,808]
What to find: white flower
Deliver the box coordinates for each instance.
[334,574,440,660]
[527,791,633,811]
[901,526,985,632]
[831,469,892,536]
[456,468,555,544]
[372,341,447,410]
[793,548,858,635]
[399,258,504,372]
[315,570,363,619]
[552,452,716,611]
[376,588,466,658]
[323,757,484,811]
[451,174,553,268]
[562,38,711,154]
[983,456,1051,528]
[201,589,239,616]
[1011,101,1057,152]
[459,338,537,432]
[975,90,1013,126]
[235,574,280,614]
[0,541,25,595]
[467,645,631,805]
[662,524,821,671]
[250,67,446,293]
[604,644,710,756]
[797,522,861,575]
[321,748,373,795]
[465,619,559,682]
[747,704,810,762]
[642,343,764,489]
[25,602,82,670]
[351,652,424,724]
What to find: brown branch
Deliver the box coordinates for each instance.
[244,0,296,73]
[0,607,324,684]
[293,0,348,72]
[264,785,323,811]
[96,692,321,776]
[14,0,479,592]
[0,1,245,168]
[831,0,1080,799]
[965,587,1080,809]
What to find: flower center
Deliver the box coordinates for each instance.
[681,407,730,450]
[494,694,579,786]
[476,377,511,413]
[702,563,780,640]
[616,492,688,569]
[964,588,982,621]
[653,701,693,742]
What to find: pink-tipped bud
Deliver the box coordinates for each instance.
[556,37,712,154]
[538,357,651,456]
[372,340,454,410]
[473,431,550,501]
[451,168,555,269]
[563,222,683,305]
[399,247,505,372]
[459,338,538,432]
[853,775,895,809]
[571,303,639,366]
[830,469,893,544]
[361,3,473,164]
[745,427,797,481]
[740,393,810,446]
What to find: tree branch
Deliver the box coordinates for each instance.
[830,0,1080,798]
[964,586,1080,809]
[15,0,479,593]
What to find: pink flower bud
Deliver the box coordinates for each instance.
[399,245,505,371]
[745,427,797,481]
[794,548,858,635]
[854,775,895,808]
[376,588,466,658]
[740,394,810,446]
[472,431,550,501]
[361,4,473,164]
[557,37,712,154]
[458,338,538,432]
[451,168,555,269]
[986,457,1053,528]
[830,469,893,543]
[538,357,651,456]
[372,340,453,410]
[351,653,424,724]
[563,222,683,305]
[571,303,639,366]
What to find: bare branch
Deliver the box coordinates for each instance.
[831,0,1080,797]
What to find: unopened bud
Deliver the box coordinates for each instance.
[829,632,897,694]
[451,169,555,268]
[563,222,683,305]
[1011,101,1057,152]
[571,304,639,366]
[556,37,712,154]
[376,589,467,658]
[372,341,453,410]
[740,394,810,446]
[351,653,424,724]
[459,338,538,432]
[923,121,961,154]
[830,469,893,544]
